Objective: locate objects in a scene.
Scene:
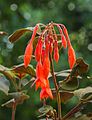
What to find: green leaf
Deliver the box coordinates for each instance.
[52,89,74,103]
[59,77,79,91]
[38,105,54,118]
[2,92,29,108]
[0,64,16,81]
[56,72,70,77]
[0,76,10,95]
[74,58,89,75]
[12,63,36,77]
[48,69,71,79]
[74,87,92,101]
[68,114,92,120]
[8,27,34,43]
[77,114,92,120]
[8,26,42,43]
[1,98,15,108]
[60,91,74,103]
[8,92,29,104]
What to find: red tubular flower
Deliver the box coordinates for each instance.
[43,56,50,79]
[40,86,53,100]
[60,24,76,69]
[35,78,47,90]
[45,36,50,56]
[23,22,76,100]
[35,61,47,90]
[29,25,39,43]
[55,24,67,49]
[24,25,38,67]
[61,34,67,49]
[61,25,71,47]
[24,41,33,68]
[36,61,43,79]
[68,45,76,69]
[54,41,59,63]
[35,37,43,62]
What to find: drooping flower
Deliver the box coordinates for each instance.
[68,45,76,69]
[61,34,67,49]
[40,86,53,100]
[24,41,33,68]
[45,36,50,56]
[29,25,39,43]
[23,22,76,100]
[54,41,59,63]
[35,78,47,90]
[43,56,50,79]
[55,24,67,48]
[35,61,46,90]
[61,25,71,47]
[24,25,38,67]
[59,24,76,68]
[35,37,43,62]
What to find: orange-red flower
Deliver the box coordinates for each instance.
[24,22,76,100]
[68,45,76,69]
[59,24,76,68]
[24,41,33,68]
[35,61,45,89]
[24,25,38,67]
[43,56,50,79]
[29,25,39,43]
[35,78,47,90]
[61,34,67,49]
[40,86,53,100]
[55,24,67,49]
[54,41,59,63]
[35,37,43,62]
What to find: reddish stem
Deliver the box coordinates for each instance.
[11,103,16,120]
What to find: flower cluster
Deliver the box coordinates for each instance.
[24,23,76,100]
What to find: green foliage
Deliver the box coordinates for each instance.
[0,76,10,95]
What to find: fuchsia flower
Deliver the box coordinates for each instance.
[40,86,53,100]
[54,40,59,63]
[24,41,33,68]
[35,37,43,62]
[24,22,76,100]
[24,25,39,67]
[61,34,67,49]
[68,45,76,69]
[61,24,76,69]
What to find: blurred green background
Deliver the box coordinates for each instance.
[0,0,92,119]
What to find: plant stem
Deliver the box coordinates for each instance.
[62,102,82,120]
[11,103,16,120]
[49,54,62,120]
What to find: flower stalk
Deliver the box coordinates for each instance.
[11,102,16,120]
[49,54,62,120]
